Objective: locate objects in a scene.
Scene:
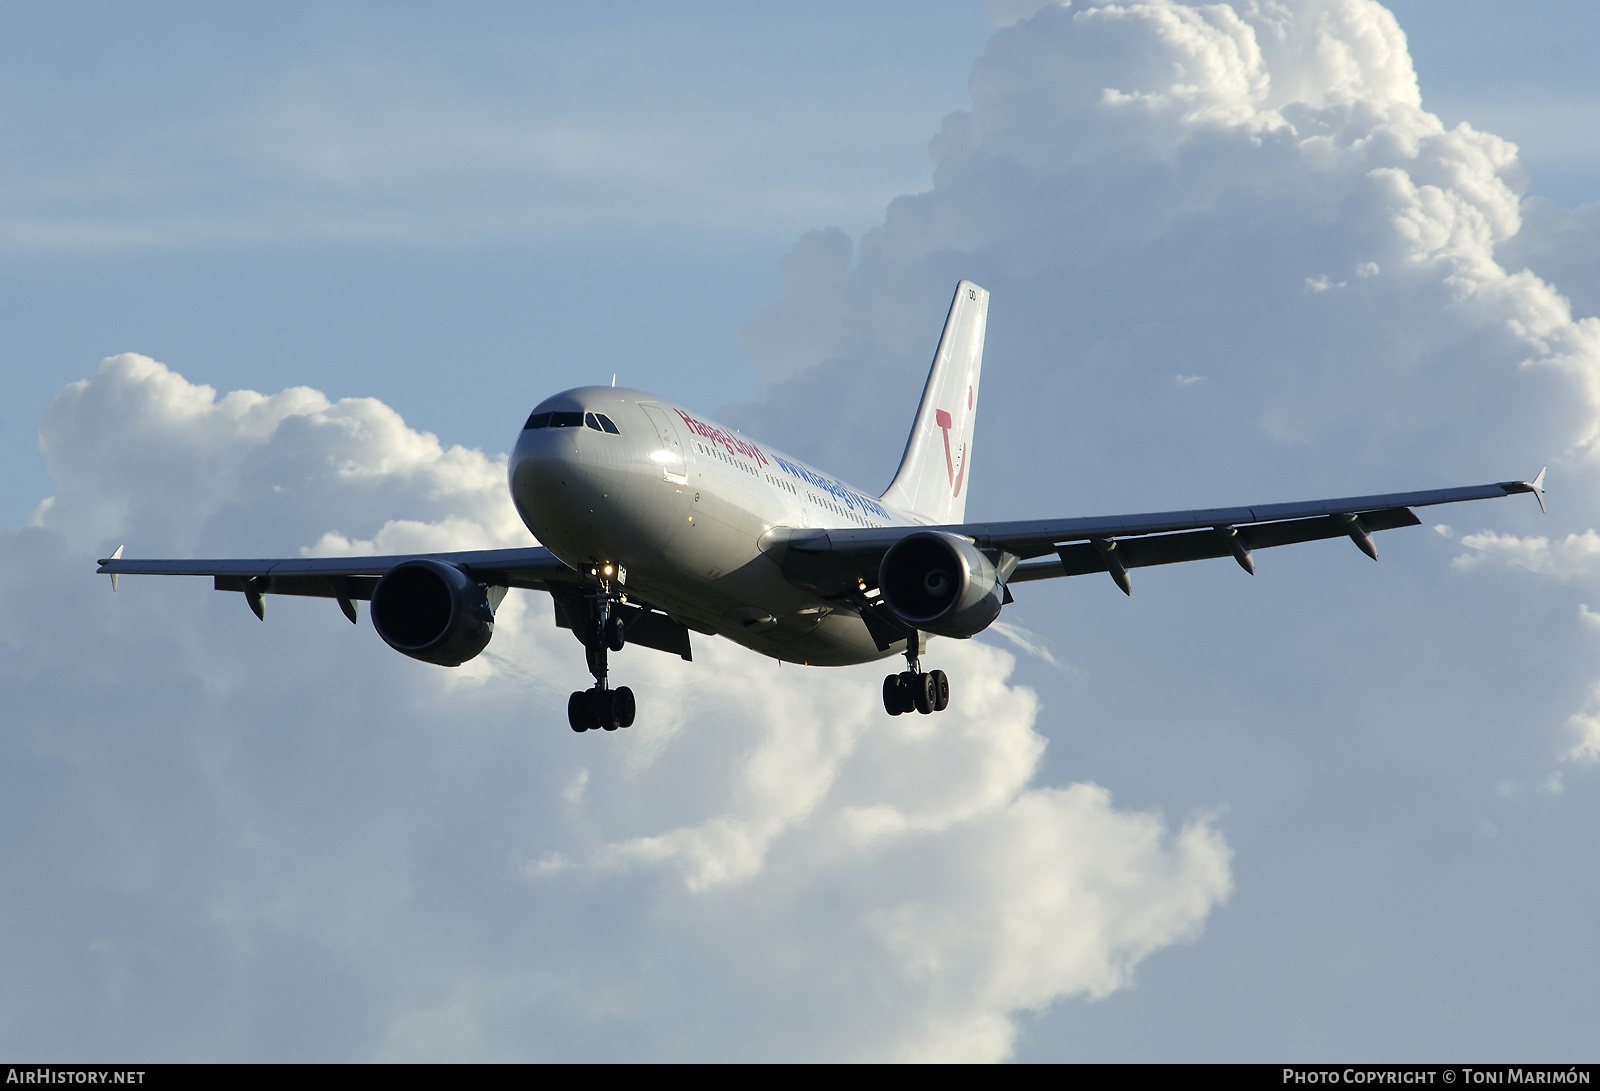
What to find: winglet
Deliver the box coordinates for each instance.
[1504,468,1547,513]
[107,544,124,592]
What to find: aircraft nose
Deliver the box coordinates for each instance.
[511,426,581,502]
[510,416,633,541]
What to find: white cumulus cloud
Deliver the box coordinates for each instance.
[726,0,1598,800]
[2,355,1230,1060]
[1454,528,1600,581]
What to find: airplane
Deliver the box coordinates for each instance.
[98,281,1546,733]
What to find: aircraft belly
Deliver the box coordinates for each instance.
[635,504,804,621]
[662,508,743,579]
[742,610,898,666]
[625,485,893,665]
[628,567,895,667]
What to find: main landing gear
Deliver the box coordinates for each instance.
[568,570,637,733]
[882,631,950,716]
[569,684,634,733]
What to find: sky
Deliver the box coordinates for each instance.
[3,0,1599,1062]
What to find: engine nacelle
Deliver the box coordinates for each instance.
[878,531,1004,639]
[370,559,496,666]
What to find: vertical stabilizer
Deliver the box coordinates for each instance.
[880,281,989,524]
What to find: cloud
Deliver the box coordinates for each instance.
[731,0,1599,502]
[2,356,1229,1060]
[725,0,1599,818]
[35,353,526,557]
[1454,528,1600,580]
[1565,706,1600,767]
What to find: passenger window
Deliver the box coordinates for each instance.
[597,414,620,434]
[524,412,551,430]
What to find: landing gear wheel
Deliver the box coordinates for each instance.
[568,690,593,732]
[613,686,636,728]
[604,616,626,652]
[930,669,950,712]
[592,687,620,731]
[883,675,905,716]
[913,672,937,715]
[897,671,919,715]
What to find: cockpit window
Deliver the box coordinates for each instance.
[526,409,615,431]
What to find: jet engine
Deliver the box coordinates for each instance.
[878,531,1004,639]
[370,559,498,666]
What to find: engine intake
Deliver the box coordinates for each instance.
[878,531,1004,639]
[371,559,497,666]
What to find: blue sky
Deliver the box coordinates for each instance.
[0,2,991,525]
[3,0,1599,1061]
[5,1,1598,526]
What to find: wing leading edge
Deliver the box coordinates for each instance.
[96,545,574,589]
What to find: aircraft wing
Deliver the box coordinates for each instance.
[770,474,1545,597]
[95,545,698,660]
[98,545,576,598]
[97,545,577,624]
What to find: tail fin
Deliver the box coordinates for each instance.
[880,281,989,524]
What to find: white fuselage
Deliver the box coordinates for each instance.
[509,387,923,665]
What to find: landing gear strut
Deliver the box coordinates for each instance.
[568,568,637,733]
[882,630,950,716]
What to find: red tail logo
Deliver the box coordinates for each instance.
[934,409,966,498]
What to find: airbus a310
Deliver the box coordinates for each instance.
[99,282,1544,732]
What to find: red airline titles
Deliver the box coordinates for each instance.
[674,409,770,467]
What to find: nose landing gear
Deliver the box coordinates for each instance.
[568,568,638,733]
[882,631,950,716]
